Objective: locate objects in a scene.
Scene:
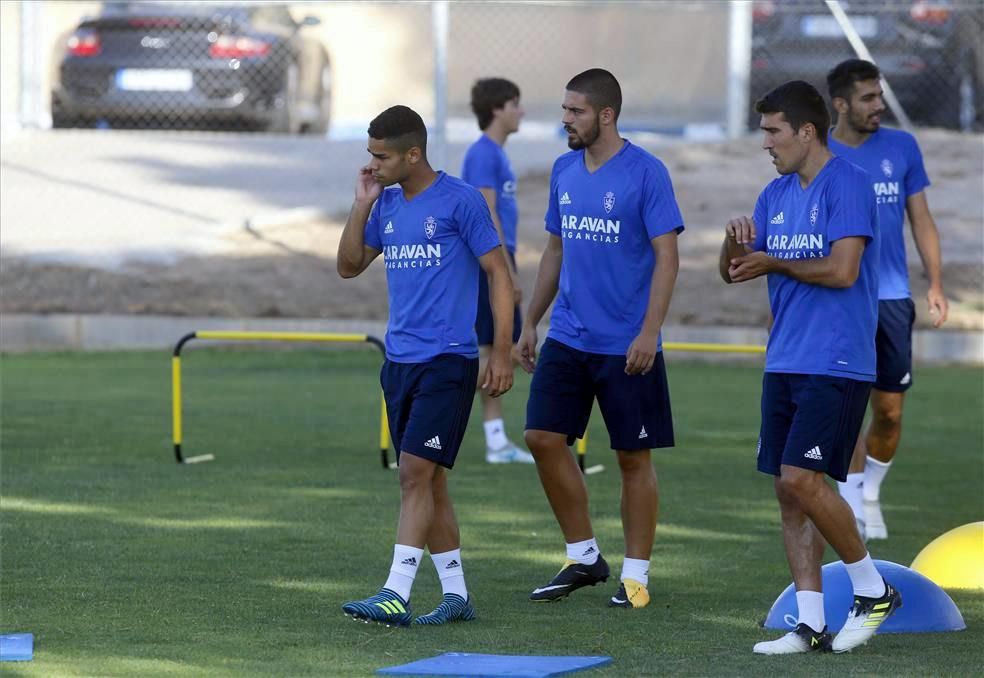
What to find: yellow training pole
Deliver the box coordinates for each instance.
[379,393,391,468]
[576,435,587,471]
[172,355,183,462]
[195,331,369,344]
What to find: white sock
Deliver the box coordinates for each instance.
[431,548,467,598]
[383,544,423,602]
[862,457,892,502]
[795,590,825,632]
[844,553,886,598]
[566,538,599,565]
[620,557,649,588]
[838,472,865,519]
[484,418,508,450]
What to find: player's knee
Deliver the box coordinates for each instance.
[872,403,903,430]
[524,429,557,456]
[777,468,818,502]
[615,450,652,475]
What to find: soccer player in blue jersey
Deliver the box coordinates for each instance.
[336,105,515,626]
[722,80,901,654]
[462,77,535,464]
[827,59,949,541]
[518,69,683,610]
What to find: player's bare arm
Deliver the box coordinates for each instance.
[730,236,866,288]
[337,166,382,278]
[626,231,678,376]
[479,186,522,305]
[478,247,515,398]
[906,191,949,327]
[720,216,757,283]
[516,234,563,374]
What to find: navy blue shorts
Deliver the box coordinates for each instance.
[526,338,674,451]
[381,354,479,469]
[476,250,522,346]
[757,373,872,482]
[874,298,915,393]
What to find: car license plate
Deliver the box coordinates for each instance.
[801,15,877,39]
[115,69,193,92]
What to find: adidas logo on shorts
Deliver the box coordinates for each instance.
[445,559,460,570]
[559,192,572,205]
[401,556,418,567]
[770,211,784,225]
[424,436,442,450]
[639,426,648,439]
[804,445,823,460]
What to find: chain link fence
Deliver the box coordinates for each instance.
[2,1,981,138]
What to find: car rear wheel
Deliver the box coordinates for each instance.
[267,62,299,134]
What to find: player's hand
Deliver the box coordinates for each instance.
[516,326,538,374]
[726,216,756,245]
[482,345,513,397]
[927,286,949,328]
[728,251,773,282]
[355,165,383,204]
[625,332,658,375]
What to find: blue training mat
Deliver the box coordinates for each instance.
[0,633,34,662]
[377,652,612,677]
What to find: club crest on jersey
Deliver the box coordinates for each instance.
[603,191,616,214]
[809,203,819,226]
[881,158,893,178]
[424,216,437,239]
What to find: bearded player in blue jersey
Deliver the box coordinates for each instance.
[518,69,683,610]
[722,81,900,655]
[337,105,515,627]
[827,59,949,542]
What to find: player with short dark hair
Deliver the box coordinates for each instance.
[337,105,515,626]
[519,68,683,610]
[462,77,534,464]
[826,59,949,541]
[722,80,900,655]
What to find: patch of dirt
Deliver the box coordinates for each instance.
[2,131,981,330]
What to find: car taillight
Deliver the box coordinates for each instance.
[910,1,951,24]
[209,35,271,59]
[752,0,776,22]
[67,31,101,57]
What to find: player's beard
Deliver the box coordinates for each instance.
[566,115,601,150]
[848,106,882,134]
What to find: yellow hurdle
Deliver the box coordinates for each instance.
[171,330,389,467]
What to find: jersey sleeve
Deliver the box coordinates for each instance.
[903,133,930,196]
[461,141,499,189]
[641,160,685,239]
[364,199,383,251]
[751,188,769,252]
[827,169,876,244]
[457,188,502,257]
[544,159,562,236]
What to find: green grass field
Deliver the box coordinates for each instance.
[1,348,981,677]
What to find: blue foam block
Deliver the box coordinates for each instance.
[0,633,34,662]
[377,652,612,677]
[764,559,966,633]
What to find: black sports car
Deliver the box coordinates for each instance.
[51,2,331,133]
[749,0,982,130]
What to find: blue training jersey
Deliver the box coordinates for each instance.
[461,134,519,253]
[544,140,684,355]
[751,156,879,380]
[365,171,501,363]
[829,127,930,300]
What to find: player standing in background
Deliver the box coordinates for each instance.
[462,77,535,464]
[827,59,949,541]
[337,105,515,626]
[723,80,900,654]
[519,68,683,610]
